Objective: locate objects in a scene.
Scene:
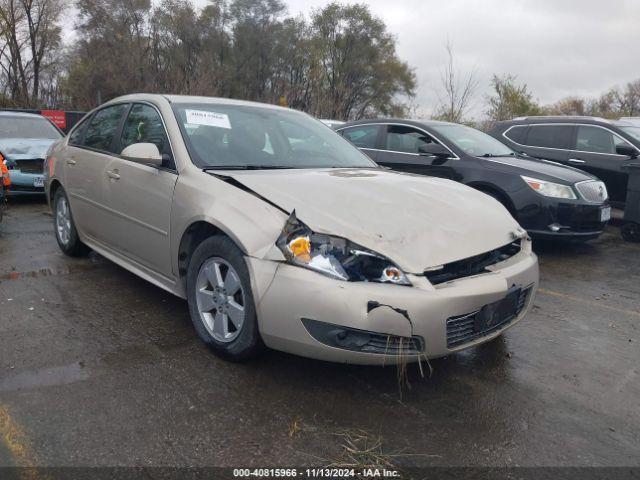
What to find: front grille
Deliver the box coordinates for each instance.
[13,159,44,174]
[576,181,608,203]
[446,285,533,348]
[425,241,521,286]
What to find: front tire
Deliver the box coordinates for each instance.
[53,188,89,256]
[186,236,263,361]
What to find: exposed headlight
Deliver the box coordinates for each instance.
[276,213,411,285]
[521,176,577,200]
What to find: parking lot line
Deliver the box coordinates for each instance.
[538,288,640,318]
[0,404,41,479]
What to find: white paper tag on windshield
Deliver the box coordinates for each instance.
[185,110,231,129]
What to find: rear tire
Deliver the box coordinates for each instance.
[53,188,90,256]
[622,222,640,243]
[186,236,263,362]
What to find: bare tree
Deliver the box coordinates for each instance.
[0,0,65,106]
[434,41,478,123]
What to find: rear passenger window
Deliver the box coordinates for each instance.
[340,125,380,149]
[83,104,128,153]
[575,126,620,154]
[504,125,528,144]
[525,125,573,149]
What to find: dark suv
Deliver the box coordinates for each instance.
[337,119,611,241]
[490,116,640,205]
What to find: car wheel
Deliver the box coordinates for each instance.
[53,188,89,256]
[186,236,263,361]
[621,222,640,243]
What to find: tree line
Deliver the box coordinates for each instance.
[0,0,415,120]
[1,0,639,125]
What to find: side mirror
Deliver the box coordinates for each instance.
[120,143,163,166]
[616,144,639,159]
[418,143,451,158]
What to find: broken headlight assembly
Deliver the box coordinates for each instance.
[276,213,411,285]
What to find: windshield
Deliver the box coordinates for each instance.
[620,126,640,143]
[0,116,61,140]
[430,124,515,157]
[172,103,377,169]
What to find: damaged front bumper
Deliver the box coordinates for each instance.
[6,170,45,195]
[247,247,539,365]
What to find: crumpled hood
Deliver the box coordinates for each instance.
[216,168,524,273]
[0,138,55,161]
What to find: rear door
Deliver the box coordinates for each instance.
[376,124,456,179]
[65,103,129,241]
[338,125,382,161]
[101,102,178,277]
[521,124,574,164]
[569,125,631,203]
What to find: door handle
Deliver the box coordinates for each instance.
[65,159,76,166]
[568,158,586,164]
[106,169,120,180]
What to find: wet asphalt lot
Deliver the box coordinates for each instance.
[0,197,638,469]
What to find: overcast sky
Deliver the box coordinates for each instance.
[183,0,640,118]
[61,0,636,117]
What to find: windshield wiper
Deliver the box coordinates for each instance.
[202,165,292,171]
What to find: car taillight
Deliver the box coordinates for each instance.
[1,154,10,187]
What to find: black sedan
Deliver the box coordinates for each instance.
[336,119,611,241]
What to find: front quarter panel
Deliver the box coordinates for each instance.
[170,168,289,291]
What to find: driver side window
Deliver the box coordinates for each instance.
[120,103,174,168]
[385,125,437,154]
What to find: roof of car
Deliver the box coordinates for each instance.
[339,118,458,129]
[0,111,48,119]
[495,116,619,128]
[107,93,296,113]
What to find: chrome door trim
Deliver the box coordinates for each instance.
[336,122,461,160]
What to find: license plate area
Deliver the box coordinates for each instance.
[446,285,533,349]
[474,286,521,333]
[600,206,611,222]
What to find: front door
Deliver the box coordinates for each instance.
[376,124,455,179]
[102,103,177,277]
[569,125,630,203]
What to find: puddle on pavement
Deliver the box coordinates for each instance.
[0,363,89,393]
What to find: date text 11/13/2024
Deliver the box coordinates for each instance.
[233,468,401,478]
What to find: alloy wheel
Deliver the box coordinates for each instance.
[195,257,246,343]
[55,195,72,246]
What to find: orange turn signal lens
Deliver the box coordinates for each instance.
[384,267,403,281]
[288,236,311,263]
